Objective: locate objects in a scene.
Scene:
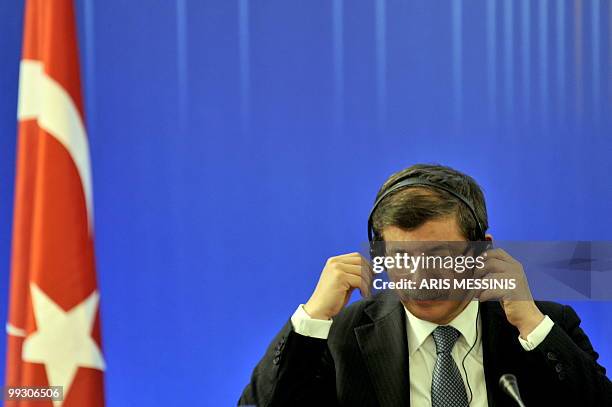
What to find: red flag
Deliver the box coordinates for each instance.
[4,0,105,406]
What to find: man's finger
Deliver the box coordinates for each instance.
[344,273,364,290]
[335,262,364,276]
[477,288,506,302]
[480,257,509,274]
[329,252,366,266]
[484,248,517,263]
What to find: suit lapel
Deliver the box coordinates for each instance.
[480,301,507,407]
[355,298,410,407]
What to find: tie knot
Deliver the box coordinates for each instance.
[432,326,460,354]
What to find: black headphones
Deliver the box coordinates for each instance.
[367,176,486,259]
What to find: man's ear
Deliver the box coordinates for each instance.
[485,233,493,242]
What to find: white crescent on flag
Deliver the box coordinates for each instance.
[17,59,94,229]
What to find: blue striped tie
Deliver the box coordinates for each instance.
[431,326,469,407]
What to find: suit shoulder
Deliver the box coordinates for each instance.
[332,297,371,325]
[534,301,575,324]
[327,294,388,337]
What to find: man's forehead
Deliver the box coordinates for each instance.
[381,218,466,241]
[384,241,465,252]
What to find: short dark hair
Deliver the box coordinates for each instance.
[371,164,489,241]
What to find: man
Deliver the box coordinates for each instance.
[239,164,612,406]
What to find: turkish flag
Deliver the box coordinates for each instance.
[4,0,105,406]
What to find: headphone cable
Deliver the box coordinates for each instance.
[460,301,480,406]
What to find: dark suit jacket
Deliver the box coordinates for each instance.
[239,296,612,406]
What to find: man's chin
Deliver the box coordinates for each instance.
[412,299,446,307]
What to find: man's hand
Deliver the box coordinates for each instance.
[477,248,545,339]
[304,253,370,320]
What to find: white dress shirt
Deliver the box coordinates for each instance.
[405,301,486,406]
[291,301,554,406]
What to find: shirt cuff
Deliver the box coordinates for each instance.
[518,315,555,351]
[290,304,333,339]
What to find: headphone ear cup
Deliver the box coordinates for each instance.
[369,243,376,261]
[369,240,385,261]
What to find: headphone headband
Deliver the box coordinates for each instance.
[367,177,485,242]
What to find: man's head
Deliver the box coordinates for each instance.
[371,164,488,242]
[370,164,490,324]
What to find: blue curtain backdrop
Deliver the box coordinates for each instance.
[1,0,611,405]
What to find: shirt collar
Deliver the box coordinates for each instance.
[404,300,479,356]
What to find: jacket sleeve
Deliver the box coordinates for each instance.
[238,320,337,406]
[535,305,612,405]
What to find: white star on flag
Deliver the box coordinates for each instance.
[22,283,106,406]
